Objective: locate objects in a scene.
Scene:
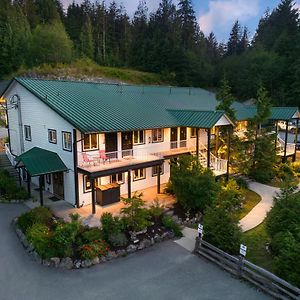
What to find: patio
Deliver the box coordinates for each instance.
[24,182,176,227]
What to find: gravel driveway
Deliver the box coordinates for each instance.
[0,204,270,300]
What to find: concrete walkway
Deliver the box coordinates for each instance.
[239,180,280,232]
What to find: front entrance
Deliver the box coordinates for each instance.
[180,127,187,147]
[171,127,178,149]
[53,172,64,199]
[122,132,133,157]
[105,132,118,159]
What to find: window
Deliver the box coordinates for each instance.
[83,175,92,193]
[46,174,51,184]
[24,125,31,141]
[190,128,197,138]
[48,129,57,144]
[83,133,98,151]
[152,128,163,143]
[110,173,124,184]
[152,164,164,177]
[133,130,144,145]
[133,168,146,181]
[62,131,72,151]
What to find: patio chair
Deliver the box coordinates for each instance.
[82,153,94,166]
[99,150,109,164]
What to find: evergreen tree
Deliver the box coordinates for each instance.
[226,20,242,56]
[238,27,249,54]
[79,16,94,59]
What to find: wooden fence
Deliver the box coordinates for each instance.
[194,238,300,300]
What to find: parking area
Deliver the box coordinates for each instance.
[0,204,270,300]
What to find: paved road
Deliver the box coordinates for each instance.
[0,204,270,300]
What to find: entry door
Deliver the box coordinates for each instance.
[105,133,118,159]
[53,172,64,199]
[121,132,133,157]
[170,127,178,149]
[180,127,187,147]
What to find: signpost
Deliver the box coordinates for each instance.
[240,244,247,257]
[238,244,247,277]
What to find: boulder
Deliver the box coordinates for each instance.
[42,260,51,267]
[116,249,126,257]
[138,239,151,250]
[32,251,42,264]
[106,251,117,261]
[154,234,162,243]
[73,260,82,269]
[126,244,137,254]
[81,259,92,268]
[59,257,73,269]
[50,257,60,268]
[91,257,100,265]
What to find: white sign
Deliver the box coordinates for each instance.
[240,244,247,257]
[198,224,203,234]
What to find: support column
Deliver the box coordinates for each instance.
[128,170,131,198]
[293,118,298,162]
[227,126,231,181]
[39,175,44,206]
[207,128,211,169]
[91,178,96,214]
[215,126,219,157]
[157,164,161,194]
[196,128,199,160]
[284,120,288,162]
[275,121,278,152]
[27,171,31,198]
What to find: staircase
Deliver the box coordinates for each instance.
[277,135,295,156]
[0,152,19,180]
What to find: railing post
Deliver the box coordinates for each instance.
[237,255,244,278]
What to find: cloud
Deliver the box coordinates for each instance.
[199,0,260,38]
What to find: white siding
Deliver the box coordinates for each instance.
[5,82,76,205]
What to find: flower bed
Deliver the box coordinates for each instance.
[13,195,181,269]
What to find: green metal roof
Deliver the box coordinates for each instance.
[7,78,299,132]
[168,110,227,128]
[16,147,68,177]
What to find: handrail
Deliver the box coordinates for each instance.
[4,143,16,166]
[277,135,295,154]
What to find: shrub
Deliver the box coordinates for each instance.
[292,161,300,175]
[121,193,150,232]
[82,228,103,243]
[161,215,182,237]
[235,177,249,189]
[164,180,174,195]
[79,240,109,260]
[203,206,242,254]
[108,232,128,247]
[17,207,52,233]
[148,199,164,222]
[100,213,124,240]
[26,223,52,259]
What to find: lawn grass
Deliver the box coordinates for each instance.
[10,58,172,86]
[239,189,261,219]
[241,222,274,272]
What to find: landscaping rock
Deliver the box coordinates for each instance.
[26,243,34,253]
[50,257,60,268]
[168,231,175,239]
[138,239,151,250]
[73,260,82,269]
[106,251,117,261]
[81,259,92,268]
[161,232,169,240]
[116,249,126,257]
[91,257,100,265]
[60,257,73,269]
[154,234,162,243]
[21,237,29,249]
[126,244,137,253]
[15,228,23,239]
[151,237,155,245]
[100,256,107,263]
[32,251,42,264]
[42,260,51,267]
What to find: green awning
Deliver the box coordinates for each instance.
[16,147,68,177]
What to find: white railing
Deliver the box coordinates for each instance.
[277,135,295,155]
[78,148,163,168]
[4,143,16,166]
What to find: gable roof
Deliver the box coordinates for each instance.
[2,78,298,133]
[16,147,68,177]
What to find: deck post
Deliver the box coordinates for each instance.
[91,178,96,214]
[128,170,131,198]
[157,164,161,194]
[207,128,211,169]
[293,118,298,162]
[275,121,278,152]
[227,126,231,181]
[215,126,219,157]
[196,128,199,160]
[27,171,31,197]
[39,175,44,206]
[284,120,288,162]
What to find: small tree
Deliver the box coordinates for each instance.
[171,155,219,213]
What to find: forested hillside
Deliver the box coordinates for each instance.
[0,0,299,106]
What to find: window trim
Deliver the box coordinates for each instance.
[82,133,99,152]
[24,125,31,141]
[152,128,164,143]
[48,129,57,144]
[190,128,197,138]
[110,173,124,184]
[62,131,72,152]
[83,175,92,193]
[133,130,145,145]
[152,164,164,177]
[133,168,146,181]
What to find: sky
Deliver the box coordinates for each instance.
[63,0,300,42]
